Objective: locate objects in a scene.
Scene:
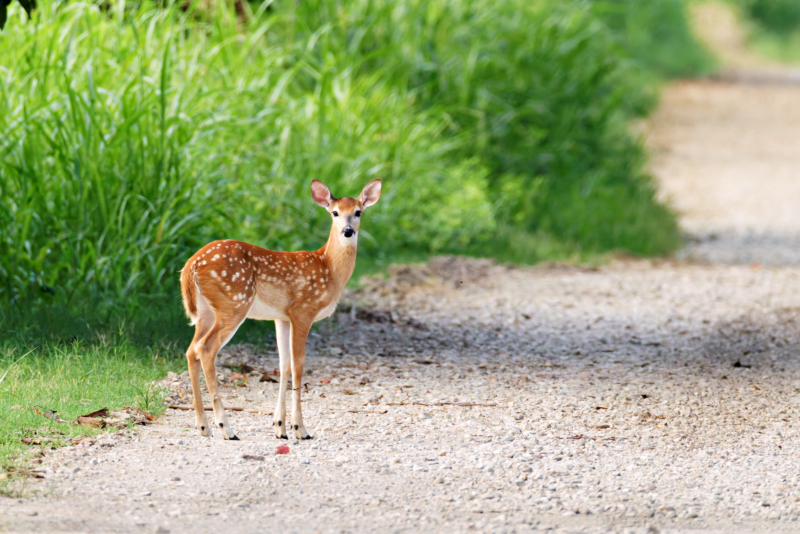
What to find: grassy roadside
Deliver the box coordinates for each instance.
[0,337,181,491]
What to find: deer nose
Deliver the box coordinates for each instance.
[343,226,355,238]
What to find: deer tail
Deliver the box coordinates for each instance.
[180,263,199,325]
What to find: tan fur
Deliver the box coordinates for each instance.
[180,179,382,440]
[179,264,198,321]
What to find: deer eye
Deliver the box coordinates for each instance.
[355,210,362,217]
[332,211,339,217]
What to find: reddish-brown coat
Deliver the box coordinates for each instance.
[179,179,381,441]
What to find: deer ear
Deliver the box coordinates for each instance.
[311,180,333,208]
[358,179,382,208]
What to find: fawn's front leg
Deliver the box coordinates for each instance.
[290,319,312,440]
[273,320,291,439]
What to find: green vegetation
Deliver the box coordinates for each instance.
[0,0,709,326]
[0,336,176,484]
[0,0,711,471]
[725,0,800,63]
[749,32,800,63]
[746,0,800,34]
[593,0,715,79]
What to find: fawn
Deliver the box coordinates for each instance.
[180,179,382,440]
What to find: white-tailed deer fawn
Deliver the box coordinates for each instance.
[180,179,382,440]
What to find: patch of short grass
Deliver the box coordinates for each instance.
[0,337,181,480]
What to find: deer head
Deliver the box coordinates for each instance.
[311,179,382,245]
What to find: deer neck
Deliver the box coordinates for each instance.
[320,226,358,296]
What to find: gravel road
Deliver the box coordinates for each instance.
[4,17,800,534]
[3,257,800,534]
[648,1,800,267]
[648,80,800,266]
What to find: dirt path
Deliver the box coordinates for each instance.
[3,259,800,534]
[649,1,800,266]
[648,80,800,266]
[4,6,800,534]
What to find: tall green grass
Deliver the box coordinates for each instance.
[592,0,715,80]
[0,0,693,332]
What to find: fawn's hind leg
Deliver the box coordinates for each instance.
[197,318,246,440]
[187,319,213,437]
[187,353,209,437]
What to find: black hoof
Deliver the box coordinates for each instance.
[302,435,313,440]
[228,435,241,441]
[278,435,289,440]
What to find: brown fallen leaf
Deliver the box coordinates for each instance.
[76,416,106,429]
[6,466,45,479]
[21,437,56,445]
[80,408,110,419]
[74,406,153,429]
[260,373,278,383]
[242,454,265,461]
[347,409,388,414]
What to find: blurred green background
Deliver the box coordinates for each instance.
[727,0,800,62]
